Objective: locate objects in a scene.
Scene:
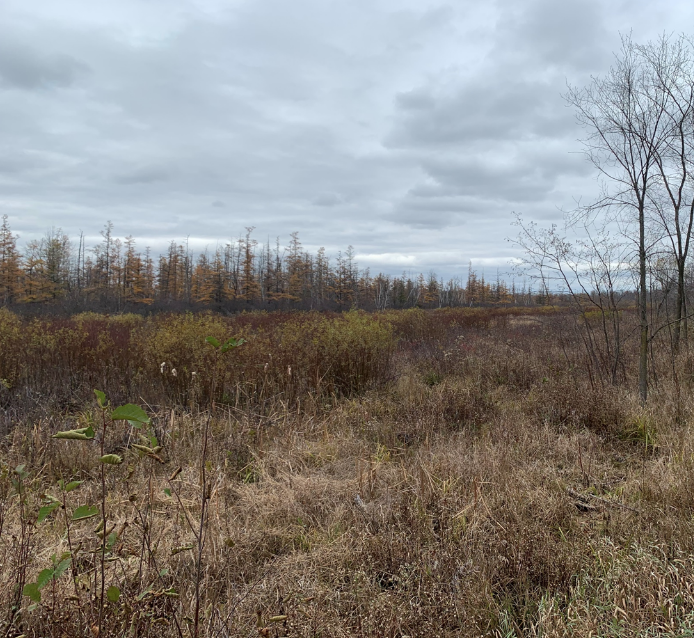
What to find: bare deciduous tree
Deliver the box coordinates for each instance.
[637,35,694,350]
[565,34,673,403]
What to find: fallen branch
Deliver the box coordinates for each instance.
[566,487,640,513]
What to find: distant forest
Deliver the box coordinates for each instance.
[0,216,538,312]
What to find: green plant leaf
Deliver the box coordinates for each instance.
[206,336,221,348]
[15,464,28,480]
[111,404,150,425]
[99,454,123,465]
[53,426,95,440]
[36,568,54,590]
[132,444,155,455]
[163,488,172,497]
[53,557,71,580]
[72,505,99,521]
[106,531,118,551]
[221,337,246,353]
[136,584,153,601]
[64,480,83,493]
[23,582,41,602]
[37,502,61,523]
[106,585,121,603]
[94,389,107,408]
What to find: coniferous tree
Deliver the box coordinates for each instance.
[0,216,22,304]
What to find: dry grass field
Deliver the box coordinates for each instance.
[2,306,694,637]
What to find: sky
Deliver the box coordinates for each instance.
[1,0,692,279]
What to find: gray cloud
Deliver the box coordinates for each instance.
[115,166,171,185]
[387,79,572,148]
[0,0,688,278]
[0,39,89,90]
[311,192,344,207]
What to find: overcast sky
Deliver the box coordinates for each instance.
[1,0,691,278]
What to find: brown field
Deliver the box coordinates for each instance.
[1,306,694,637]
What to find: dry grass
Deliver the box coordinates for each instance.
[2,307,694,636]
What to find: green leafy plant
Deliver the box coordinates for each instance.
[22,552,71,606]
[43,390,151,635]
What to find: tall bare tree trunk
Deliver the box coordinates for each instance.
[639,202,648,403]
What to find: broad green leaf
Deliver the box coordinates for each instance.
[36,568,54,590]
[23,582,41,602]
[205,336,221,348]
[106,585,121,603]
[99,454,123,465]
[37,502,61,523]
[53,426,94,440]
[127,419,143,429]
[132,444,155,455]
[72,505,99,521]
[64,481,83,493]
[163,488,172,497]
[106,531,118,551]
[53,557,71,580]
[221,337,246,353]
[94,389,107,408]
[53,431,91,440]
[15,464,28,480]
[136,584,153,601]
[111,404,150,425]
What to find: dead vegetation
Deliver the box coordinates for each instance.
[2,306,694,637]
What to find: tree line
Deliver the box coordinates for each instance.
[0,218,537,311]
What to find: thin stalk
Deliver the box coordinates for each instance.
[61,484,83,615]
[98,408,107,634]
[193,352,217,638]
